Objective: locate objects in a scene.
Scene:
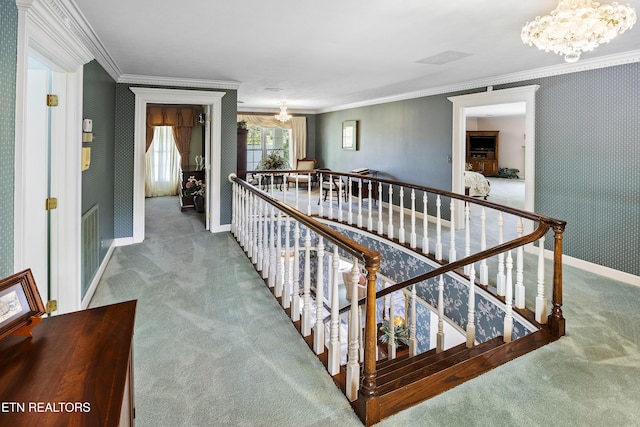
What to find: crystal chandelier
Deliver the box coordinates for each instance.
[274,101,292,123]
[521,0,637,63]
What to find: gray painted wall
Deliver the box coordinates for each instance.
[82,60,116,265]
[114,83,237,238]
[315,63,640,277]
[0,0,17,277]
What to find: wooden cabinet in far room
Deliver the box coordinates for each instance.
[180,168,205,211]
[466,130,499,176]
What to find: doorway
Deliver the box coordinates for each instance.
[130,88,226,244]
[448,85,539,232]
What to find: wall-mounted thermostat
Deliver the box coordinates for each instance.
[82,119,93,133]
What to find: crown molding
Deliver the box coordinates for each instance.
[237,106,316,115]
[317,49,640,114]
[53,0,121,80]
[119,74,241,90]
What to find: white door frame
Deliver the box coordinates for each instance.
[448,85,539,230]
[14,0,92,314]
[130,88,225,243]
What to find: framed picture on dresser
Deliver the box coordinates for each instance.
[0,269,46,341]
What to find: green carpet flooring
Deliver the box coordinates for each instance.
[89,196,640,426]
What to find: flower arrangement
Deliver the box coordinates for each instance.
[184,176,205,198]
[237,120,248,130]
[465,162,473,171]
[258,152,288,170]
[379,316,409,347]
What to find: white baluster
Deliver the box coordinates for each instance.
[261,201,269,279]
[367,181,373,231]
[307,173,312,216]
[294,175,299,211]
[338,175,344,222]
[283,216,291,309]
[328,173,334,219]
[270,173,275,196]
[398,187,405,244]
[435,195,443,260]
[348,177,353,225]
[535,236,547,324]
[358,305,364,363]
[515,219,525,309]
[269,207,277,289]
[314,237,325,354]
[291,222,301,322]
[275,211,283,297]
[464,202,471,275]
[504,250,514,342]
[422,192,429,255]
[302,227,312,336]
[410,189,417,248]
[387,184,394,239]
[248,193,255,261]
[238,187,244,247]
[480,208,488,284]
[388,289,396,360]
[328,246,341,375]
[377,182,384,235]
[437,276,445,353]
[466,264,476,348]
[231,182,236,236]
[496,212,506,296]
[449,199,456,262]
[318,172,324,218]
[409,285,417,357]
[346,258,360,402]
[256,198,263,272]
[357,178,363,228]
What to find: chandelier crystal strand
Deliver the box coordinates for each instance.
[274,101,292,122]
[521,0,637,62]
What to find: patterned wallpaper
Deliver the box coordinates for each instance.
[316,62,640,276]
[0,0,17,277]
[114,83,237,238]
[82,60,116,268]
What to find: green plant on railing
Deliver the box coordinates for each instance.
[379,316,409,347]
[258,152,288,170]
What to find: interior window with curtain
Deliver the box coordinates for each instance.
[145,126,181,197]
[247,126,290,170]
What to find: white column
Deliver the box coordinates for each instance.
[464,203,471,275]
[314,237,325,354]
[398,187,405,244]
[282,216,291,309]
[422,192,429,255]
[496,212,506,296]
[435,195,443,261]
[449,199,456,262]
[302,227,312,336]
[504,250,514,343]
[437,276,445,353]
[479,207,488,284]
[346,258,360,402]
[377,182,384,235]
[230,182,237,236]
[367,181,373,231]
[535,237,547,324]
[387,185,394,239]
[291,222,301,322]
[466,264,476,348]
[328,246,341,375]
[409,285,417,357]
[514,219,525,309]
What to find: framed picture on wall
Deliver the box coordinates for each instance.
[0,269,46,341]
[342,120,358,150]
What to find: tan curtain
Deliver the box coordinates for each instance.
[237,114,307,161]
[147,107,198,166]
[172,126,193,169]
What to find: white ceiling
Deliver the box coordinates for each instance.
[71,0,640,113]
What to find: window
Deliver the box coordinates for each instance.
[145,126,180,197]
[247,126,290,170]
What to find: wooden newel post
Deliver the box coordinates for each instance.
[361,256,380,397]
[548,222,566,337]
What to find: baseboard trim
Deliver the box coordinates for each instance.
[544,249,640,288]
[81,243,116,309]
[114,237,136,247]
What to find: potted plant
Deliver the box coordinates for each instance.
[379,316,409,347]
[184,176,205,212]
[237,120,248,130]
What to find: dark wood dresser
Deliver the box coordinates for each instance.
[0,300,137,426]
